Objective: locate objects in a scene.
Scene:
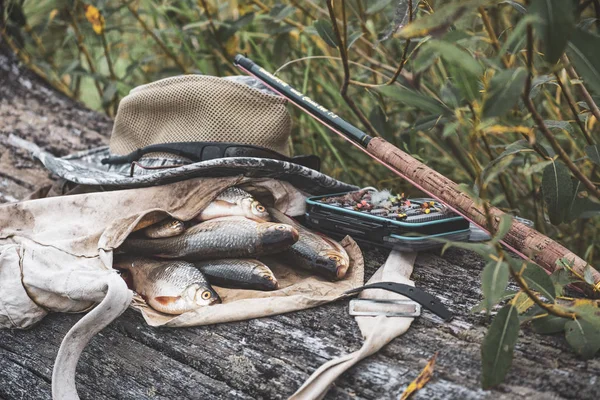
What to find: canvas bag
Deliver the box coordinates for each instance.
[0,175,363,399]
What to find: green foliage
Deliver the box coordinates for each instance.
[481,257,509,313]
[542,161,573,225]
[313,20,338,48]
[482,68,527,118]
[520,263,556,301]
[567,28,600,95]
[529,0,576,64]
[565,319,600,359]
[481,304,520,388]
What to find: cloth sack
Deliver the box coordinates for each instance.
[0,175,364,327]
[0,176,363,399]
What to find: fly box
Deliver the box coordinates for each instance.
[305,189,470,252]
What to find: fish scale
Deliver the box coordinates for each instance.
[114,257,220,315]
[120,217,298,260]
[195,259,278,290]
[269,209,350,281]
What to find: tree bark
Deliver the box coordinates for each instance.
[0,43,597,400]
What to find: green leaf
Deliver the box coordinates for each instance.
[270,5,296,23]
[482,258,509,314]
[567,28,600,95]
[550,268,577,296]
[542,161,573,225]
[529,0,576,64]
[397,0,490,39]
[426,40,483,76]
[481,140,534,185]
[585,144,600,165]
[498,15,540,58]
[482,68,528,119]
[347,32,363,49]
[565,319,600,359]
[520,263,556,301]
[481,304,520,388]
[491,215,513,244]
[375,85,449,115]
[423,40,483,104]
[566,180,600,221]
[500,0,527,14]
[366,0,392,15]
[583,265,597,286]
[313,20,338,48]
[545,120,574,134]
[532,314,568,334]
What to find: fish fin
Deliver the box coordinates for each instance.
[154,296,181,305]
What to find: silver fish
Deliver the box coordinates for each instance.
[115,257,220,314]
[270,209,350,281]
[194,259,278,291]
[143,218,186,239]
[198,187,270,222]
[120,217,299,260]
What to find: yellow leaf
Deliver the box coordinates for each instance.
[224,35,239,57]
[511,291,535,313]
[49,9,59,21]
[84,4,105,35]
[400,352,437,400]
[483,125,534,135]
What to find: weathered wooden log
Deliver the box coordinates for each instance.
[0,43,597,400]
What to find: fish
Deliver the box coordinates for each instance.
[269,209,350,281]
[198,187,271,222]
[120,217,299,260]
[143,218,186,239]
[194,259,278,291]
[114,257,220,314]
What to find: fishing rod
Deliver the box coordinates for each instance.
[234,54,600,291]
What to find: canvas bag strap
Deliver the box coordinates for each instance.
[289,251,417,400]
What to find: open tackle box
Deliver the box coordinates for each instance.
[305,189,471,252]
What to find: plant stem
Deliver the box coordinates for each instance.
[562,55,600,127]
[126,2,188,73]
[554,72,594,145]
[509,265,576,319]
[326,0,379,138]
[523,26,600,199]
[67,8,109,113]
[479,6,509,68]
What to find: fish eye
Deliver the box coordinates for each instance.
[276,225,286,230]
[256,204,266,212]
[329,255,341,262]
[201,291,212,300]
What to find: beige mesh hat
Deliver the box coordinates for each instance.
[110,75,291,157]
[33,75,356,195]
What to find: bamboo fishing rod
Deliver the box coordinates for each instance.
[234,54,600,290]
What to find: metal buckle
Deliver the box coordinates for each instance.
[349,299,421,317]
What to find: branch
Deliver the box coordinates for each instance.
[523,26,600,199]
[509,264,575,319]
[554,72,594,145]
[562,55,600,126]
[67,8,108,113]
[326,0,379,137]
[126,2,188,73]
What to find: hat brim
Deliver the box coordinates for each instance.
[34,146,357,195]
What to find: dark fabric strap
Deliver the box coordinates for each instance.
[101,142,321,171]
[345,282,453,321]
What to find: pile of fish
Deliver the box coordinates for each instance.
[115,187,349,315]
